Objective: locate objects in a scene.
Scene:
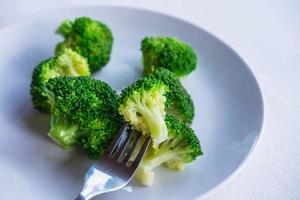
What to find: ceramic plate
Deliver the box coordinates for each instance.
[0,6,264,200]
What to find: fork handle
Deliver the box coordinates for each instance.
[75,194,86,200]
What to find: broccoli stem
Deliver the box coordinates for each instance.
[136,101,168,147]
[145,141,180,170]
[48,115,79,149]
[135,140,180,186]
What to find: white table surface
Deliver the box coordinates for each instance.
[1,0,299,199]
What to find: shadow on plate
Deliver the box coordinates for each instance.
[13,98,93,192]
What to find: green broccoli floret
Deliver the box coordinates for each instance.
[147,68,195,124]
[55,17,113,73]
[119,76,169,148]
[56,19,73,37]
[30,48,90,112]
[46,76,123,159]
[119,70,195,147]
[135,115,203,186]
[141,36,197,77]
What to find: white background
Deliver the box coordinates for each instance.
[1,0,299,199]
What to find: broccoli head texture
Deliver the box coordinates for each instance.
[135,115,202,186]
[141,36,197,77]
[30,48,90,112]
[56,19,73,38]
[55,17,113,73]
[46,76,123,159]
[147,68,195,124]
[119,76,169,148]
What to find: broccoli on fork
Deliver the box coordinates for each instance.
[134,115,203,186]
[119,76,169,148]
[147,68,195,124]
[55,17,113,73]
[119,68,196,147]
[30,48,90,113]
[46,76,123,159]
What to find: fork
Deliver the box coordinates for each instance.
[75,124,151,200]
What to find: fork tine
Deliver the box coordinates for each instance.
[114,129,134,160]
[122,131,142,164]
[131,136,151,167]
[106,123,128,156]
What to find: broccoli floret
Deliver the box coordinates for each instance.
[119,76,169,148]
[46,76,123,159]
[55,17,113,73]
[147,68,195,124]
[135,115,203,186]
[56,19,73,37]
[141,36,197,77]
[30,48,90,112]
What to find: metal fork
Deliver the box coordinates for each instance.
[75,124,151,200]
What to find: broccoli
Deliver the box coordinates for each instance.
[46,76,123,159]
[119,69,195,147]
[134,115,203,186]
[55,17,113,73]
[141,36,197,77]
[147,68,195,124]
[119,76,169,148]
[30,48,90,112]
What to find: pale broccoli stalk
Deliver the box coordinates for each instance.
[119,78,169,148]
[48,114,79,149]
[146,68,195,125]
[134,115,203,186]
[135,142,179,185]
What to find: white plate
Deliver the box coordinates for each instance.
[0,6,264,200]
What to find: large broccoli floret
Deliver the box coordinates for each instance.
[30,48,90,112]
[55,17,113,73]
[147,68,195,124]
[141,36,197,77]
[119,76,169,148]
[46,76,123,159]
[135,115,203,186]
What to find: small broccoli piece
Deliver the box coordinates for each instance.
[46,76,123,159]
[141,36,197,77]
[55,17,113,73]
[56,19,73,37]
[147,68,195,124]
[30,48,90,112]
[119,76,169,148]
[135,115,203,186]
